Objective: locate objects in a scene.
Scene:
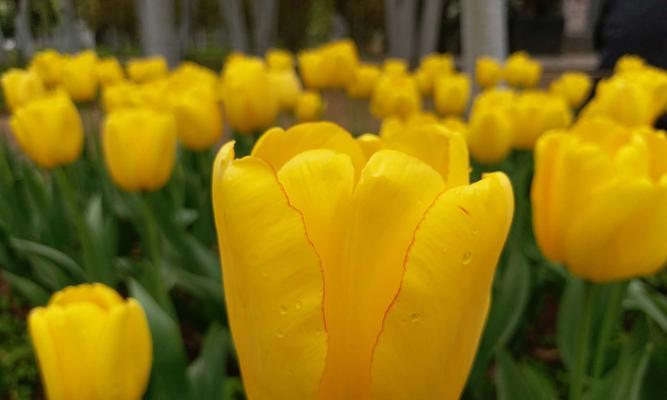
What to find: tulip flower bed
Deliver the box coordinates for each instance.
[1,41,667,399]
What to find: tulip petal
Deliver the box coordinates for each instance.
[319,150,446,399]
[212,142,328,400]
[29,309,66,400]
[370,172,513,399]
[95,300,152,400]
[252,122,366,178]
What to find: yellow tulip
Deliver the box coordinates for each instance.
[298,40,359,90]
[346,64,381,99]
[441,116,468,140]
[96,57,125,87]
[549,72,592,109]
[468,106,514,165]
[222,58,279,134]
[415,53,455,95]
[102,81,143,113]
[138,79,172,111]
[512,90,572,149]
[29,49,65,86]
[433,73,471,116]
[379,112,439,140]
[172,87,223,150]
[295,91,324,122]
[298,49,327,90]
[29,283,152,400]
[169,62,219,96]
[212,121,513,399]
[60,50,99,101]
[10,91,83,169]
[504,52,542,89]
[270,69,303,112]
[371,73,422,119]
[356,133,384,160]
[127,56,168,83]
[475,57,502,89]
[266,48,295,71]
[614,55,645,74]
[103,108,177,191]
[532,119,667,281]
[1,68,46,112]
[383,58,408,76]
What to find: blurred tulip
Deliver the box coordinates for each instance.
[222,58,279,134]
[356,133,384,160]
[60,51,99,101]
[532,119,667,281]
[346,64,381,99]
[371,73,422,119]
[434,73,471,116]
[266,48,295,71]
[1,68,46,112]
[270,69,303,111]
[475,57,502,89]
[96,57,125,87]
[211,121,513,399]
[468,106,514,165]
[10,91,83,169]
[172,87,223,150]
[513,91,572,149]
[298,49,327,90]
[169,62,219,95]
[295,91,324,122]
[29,284,152,400]
[614,55,645,74]
[549,72,592,109]
[298,40,359,90]
[504,52,542,88]
[103,108,177,191]
[441,116,468,140]
[383,58,408,76]
[127,57,168,83]
[415,53,455,95]
[29,49,64,86]
[102,81,143,113]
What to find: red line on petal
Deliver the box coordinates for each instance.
[459,206,470,215]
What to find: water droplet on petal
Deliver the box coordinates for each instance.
[276,329,285,339]
[295,300,302,310]
[410,313,420,323]
[462,251,473,265]
[280,305,288,315]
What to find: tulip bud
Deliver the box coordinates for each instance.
[1,68,46,112]
[29,49,64,86]
[468,106,514,165]
[346,64,381,99]
[549,72,592,109]
[371,73,422,119]
[127,57,168,83]
[504,52,542,88]
[434,73,471,116]
[172,87,223,150]
[513,91,572,150]
[61,50,99,102]
[475,57,502,89]
[102,81,143,113]
[415,53,455,95]
[266,49,295,71]
[103,108,177,191]
[10,91,83,169]
[29,283,152,400]
[270,69,303,111]
[295,91,324,122]
[97,57,125,87]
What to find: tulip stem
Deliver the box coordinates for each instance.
[591,281,628,380]
[570,281,594,400]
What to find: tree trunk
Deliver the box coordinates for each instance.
[253,0,278,56]
[385,0,417,64]
[179,0,198,54]
[15,0,34,60]
[53,0,79,53]
[219,0,249,53]
[136,0,180,66]
[461,0,508,74]
[418,0,444,59]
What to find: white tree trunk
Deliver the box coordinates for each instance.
[461,0,508,75]
[418,0,444,58]
[53,0,79,52]
[136,0,180,66]
[15,0,34,59]
[253,0,278,56]
[385,0,417,63]
[179,0,198,54]
[219,0,249,53]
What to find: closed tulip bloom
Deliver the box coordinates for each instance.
[549,72,592,109]
[127,57,168,83]
[222,59,279,133]
[434,73,471,116]
[415,53,455,95]
[504,52,542,88]
[532,119,667,281]
[96,57,125,87]
[295,91,324,122]
[346,64,381,99]
[212,122,513,399]
[169,62,219,96]
[172,88,223,150]
[379,112,439,140]
[102,81,143,113]
[103,108,177,191]
[10,91,83,169]
[270,69,303,111]
[298,50,327,90]
[266,48,295,71]
[580,77,656,127]
[356,133,384,160]
[513,91,572,149]
[614,55,645,74]
[383,58,409,76]
[61,50,99,101]
[1,68,46,112]
[468,106,514,165]
[371,73,422,119]
[441,116,468,140]
[319,39,359,88]
[29,49,64,86]
[476,57,502,89]
[29,284,152,400]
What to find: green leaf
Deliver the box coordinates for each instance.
[1,270,50,306]
[84,195,117,285]
[557,277,586,370]
[496,349,559,400]
[9,238,85,281]
[188,324,231,400]
[129,279,194,400]
[624,280,667,333]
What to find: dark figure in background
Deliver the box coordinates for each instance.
[593,0,667,71]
